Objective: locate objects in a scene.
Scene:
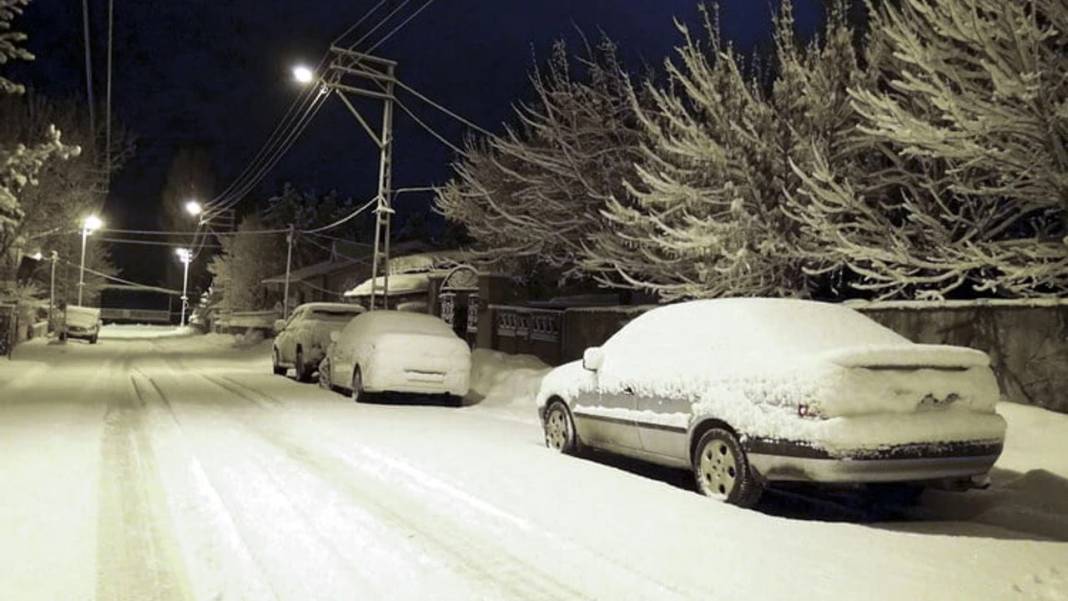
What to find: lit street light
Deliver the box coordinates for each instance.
[292,64,315,85]
[176,248,192,327]
[185,200,203,218]
[78,215,103,306]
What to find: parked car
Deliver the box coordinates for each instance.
[272,302,366,381]
[319,311,470,402]
[536,298,1007,508]
[61,305,102,344]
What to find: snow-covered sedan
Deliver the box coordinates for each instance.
[537,299,1007,507]
[272,302,365,381]
[319,311,470,403]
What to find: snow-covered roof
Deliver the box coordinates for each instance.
[387,250,469,275]
[343,273,430,298]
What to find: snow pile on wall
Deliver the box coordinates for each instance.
[466,349,550,408]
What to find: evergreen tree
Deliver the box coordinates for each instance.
[209,215,286,312]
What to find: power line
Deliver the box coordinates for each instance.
[393,96,464,154]
[303,197,378,234]
[59,258,180,296]
[80,0,95,139]
[394,77,492,137]
[97,237,225,249]
[345,0,414,51]
[331,0,391,46]
[104,0,113,206]
[363,0,438,54]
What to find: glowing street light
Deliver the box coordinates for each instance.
[184,200,203,217]
[292,64,315,85]
[176,248,192,327]
[78,215,103,305]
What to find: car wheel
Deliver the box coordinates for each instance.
[319,358,336,391]
[272,349,286,375]
[544,401,581,454]
[89,335,98,344]
[295,348,310,382]
[351,367,364,403]
[693,428,763,508]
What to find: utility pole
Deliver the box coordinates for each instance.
[305,47,398,311]
[283,223,295,319]
[49,251,57,332]
[176,248,191,327]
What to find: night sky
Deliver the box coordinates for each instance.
[11,0,820,288]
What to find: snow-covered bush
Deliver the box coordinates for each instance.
[789,0,1068,299]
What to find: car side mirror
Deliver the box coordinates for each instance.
[329,331,340,343]
[582,347,605,371]
[273,319,286,333]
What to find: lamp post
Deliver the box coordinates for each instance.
[77,215,103,306]
[184,200,203,219]
[176,248,192,327]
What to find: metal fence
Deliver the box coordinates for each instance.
[0,304,15,359]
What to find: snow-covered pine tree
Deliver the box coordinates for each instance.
[434,36,646,278]
[789,0,1068,299]
[585,2,863,301]
[210,215,287,312]
[0,0,32,96]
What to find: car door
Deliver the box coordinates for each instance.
[571,352,642,451]
[278,309,301,363]
[635,390,691,461]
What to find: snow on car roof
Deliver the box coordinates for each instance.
[353,310,455,336]
[612,298,907,357]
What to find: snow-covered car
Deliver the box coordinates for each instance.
[272,302,366,381]
[536,299,1007,508]
[61,305,102,344]
[319,311,470,402]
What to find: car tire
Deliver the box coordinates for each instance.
[295,348,310,382]
[272,349,286,376]
[351,367,364,403]
[543,401,581,454]
[693,428,763,508]
[89,335,98,344]
[318,358,333,390]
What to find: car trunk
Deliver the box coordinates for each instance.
[813,344,1001,418]
[373,333,469,379]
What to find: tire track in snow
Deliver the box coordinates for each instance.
[181,372,596,601]
[93,364,192,601]
[188,372,694,601]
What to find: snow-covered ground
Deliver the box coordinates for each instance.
[0,326,1065,600]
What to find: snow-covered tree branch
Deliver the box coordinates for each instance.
[790,0,1068,299]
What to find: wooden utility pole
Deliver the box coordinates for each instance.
[283,223,295,318]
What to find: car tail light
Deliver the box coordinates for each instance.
[797,403,825,419]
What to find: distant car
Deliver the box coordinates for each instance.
[319,311,470,402]
[272,302,366,381]
[536,299,1007,508]
[61,305,102,344]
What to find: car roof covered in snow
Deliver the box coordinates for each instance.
[348,310,455,337]
[610,298,907,357]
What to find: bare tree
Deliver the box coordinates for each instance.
[587,2,863,301]
[435,36,646,279]
[790,0,1068,299]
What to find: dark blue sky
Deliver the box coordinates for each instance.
[12,0,820,283]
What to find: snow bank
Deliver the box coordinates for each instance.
[918,402,1068,541]
[99,325,197,340]
[466,349,550,408]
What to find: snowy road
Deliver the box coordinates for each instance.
[1,329,1066,600]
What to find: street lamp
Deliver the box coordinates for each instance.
[175,248,192,327]
[184,200,203,218]
[292,64,315,85]
[78,215,103,306]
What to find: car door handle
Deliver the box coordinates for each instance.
[622,386,635,396]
